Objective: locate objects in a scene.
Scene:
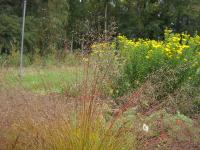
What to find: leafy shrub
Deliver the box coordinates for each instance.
[134,64,200,116]
[0,43,31,67]
[114,29,200,97]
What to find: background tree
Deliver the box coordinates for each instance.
[0,0,200,54]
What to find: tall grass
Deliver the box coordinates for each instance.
[0,56,137,150]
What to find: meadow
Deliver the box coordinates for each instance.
[0,29,200,150]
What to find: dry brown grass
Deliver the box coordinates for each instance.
[0,87,75,149]
[0,85,137,149]
[0,61,137,150]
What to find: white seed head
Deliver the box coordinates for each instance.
[143,123,149,132]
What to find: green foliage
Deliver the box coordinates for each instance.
[113,30,200,99]
[0,0,69,56]
[1,0,200,56]
[115,0,200,38]
[0,44,31,67]
[0,14,20,53]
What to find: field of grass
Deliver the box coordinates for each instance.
[0,65,200,149]
[0,63,138,150]
[0,65,83,94]
[0,30,200,150]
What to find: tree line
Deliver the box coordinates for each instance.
[0,0,200,55]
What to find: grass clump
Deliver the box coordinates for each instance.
[15,105,136,150]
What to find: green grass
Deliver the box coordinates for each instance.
[2,66,83,94]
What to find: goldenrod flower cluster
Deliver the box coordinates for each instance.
[117,29,200,68]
